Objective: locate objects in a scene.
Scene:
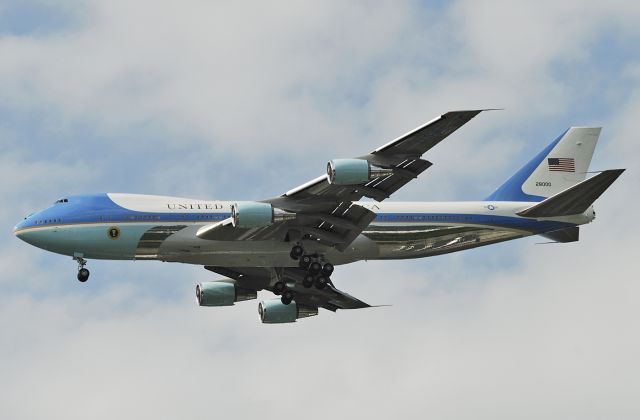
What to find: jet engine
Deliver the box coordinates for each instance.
[231,202,296,228]
[258,299,318,323]
[326,159,393,185]
[196,281,257,306]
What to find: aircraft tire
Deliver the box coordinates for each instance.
[299,255,312,269]
[321,263,334,276]
[290,245,304,260]
[314,276,327,290]
[273,281,286,295]
[281,291,294,305]
[309,261,322,274]
[303,274,314,288]
[77,268,90,282]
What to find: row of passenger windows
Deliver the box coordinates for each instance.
[36,219,63,225]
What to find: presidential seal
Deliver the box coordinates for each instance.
[107,226,120,240]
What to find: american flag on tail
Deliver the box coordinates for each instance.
[548,157,575,172]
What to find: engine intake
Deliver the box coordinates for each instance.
[231,202,296,228]
[196,281,257,307]
[326,159,393,185]
[258,299,318,323]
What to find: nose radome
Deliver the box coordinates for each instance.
[14,217,33,241]
[13,224,47,248]
[14,223,27,241]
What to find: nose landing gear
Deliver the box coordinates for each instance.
[74,256,90,282]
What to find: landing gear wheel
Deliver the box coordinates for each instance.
[273,281,286,295]
[77,268,90,282]
[314,276,327,290]
[290,245,304,260]
[281,290,294,305]
[299,255,312,269]
[309,261,322,274]
[321,263,334,276]
[303,274,315,288]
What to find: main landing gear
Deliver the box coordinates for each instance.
[272,281,295,305]
[273,244,334,304]
[74,256,90,282]
[274,244,335,305]
[297,256,333,290]
[271,244,335,305]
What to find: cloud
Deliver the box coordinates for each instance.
[2,226,638,419]
[1,1,639,419]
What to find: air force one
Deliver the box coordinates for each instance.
[14,110,624,324]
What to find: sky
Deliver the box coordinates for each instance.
[1,0,639,418]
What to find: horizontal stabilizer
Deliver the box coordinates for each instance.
[540,226,579,243]
[517,169,625,217]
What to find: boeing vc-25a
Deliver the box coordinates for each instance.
[14,110,624,323]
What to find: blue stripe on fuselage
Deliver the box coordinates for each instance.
[16,193,573,236]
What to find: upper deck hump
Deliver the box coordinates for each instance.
[107,193,233,213]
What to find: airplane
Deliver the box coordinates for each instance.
[13,110,624,324]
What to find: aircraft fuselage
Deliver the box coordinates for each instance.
[14,193,593,267]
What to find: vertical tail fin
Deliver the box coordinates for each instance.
[485,127,601,202]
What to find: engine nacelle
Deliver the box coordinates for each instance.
[326,159,393,185]
[196,281,257,307]
[231,202,295,228]
[258,299,318,323]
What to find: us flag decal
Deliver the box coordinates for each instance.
[548,157,575,172]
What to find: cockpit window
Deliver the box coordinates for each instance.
[54,198,69,204]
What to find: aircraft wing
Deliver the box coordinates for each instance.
[205,266,370,311]
[197,110,485,250]
[272,109,485,210]
[266,109,485,249]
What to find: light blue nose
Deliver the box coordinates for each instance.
[14,223,70,255]
[14,226,45,247]
[13,217,50,249]
[13,220,29,241]
[13,227,24,240]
